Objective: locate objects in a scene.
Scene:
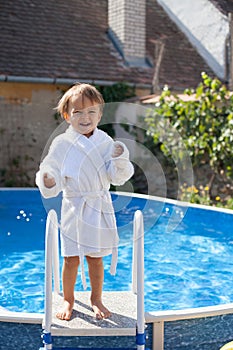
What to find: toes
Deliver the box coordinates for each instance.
[64,313,72,321]
[92,304,111,319]
[103,310,111,319]
[56,299,74,321]
[56,312,63,320]
[56,311,72,321]
[95,312,103,320]
[92,306,103,319]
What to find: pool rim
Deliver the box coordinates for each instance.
[0,187,233,325]
[1,186,232,215]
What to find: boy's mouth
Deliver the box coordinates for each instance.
[80,123,91,127]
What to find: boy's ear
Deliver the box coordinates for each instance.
[63,112,69,120]
[98,111,102,121]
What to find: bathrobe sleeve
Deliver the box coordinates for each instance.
[107,141,134,186]
[35,137,64,198]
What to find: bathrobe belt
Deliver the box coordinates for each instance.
[63,189,108,198]
[63,190,118,289]
[63,189,114,211]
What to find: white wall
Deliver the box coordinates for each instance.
[157,0,229,79]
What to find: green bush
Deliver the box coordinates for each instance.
[145,72,233,209]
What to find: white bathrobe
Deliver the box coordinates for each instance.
[36,125,134,288]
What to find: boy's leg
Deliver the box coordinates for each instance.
[56,256,79,320]
[86,256,111,319]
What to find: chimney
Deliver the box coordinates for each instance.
[108,0,147,67]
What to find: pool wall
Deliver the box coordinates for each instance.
[146,303,233,350]
[0,312,152,350]
[1,308,233,349]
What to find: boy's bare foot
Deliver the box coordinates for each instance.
[91,298,111,319]
[56,299,74,321]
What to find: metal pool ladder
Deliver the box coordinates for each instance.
[39,209,146,350]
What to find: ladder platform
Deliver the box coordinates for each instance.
[48,291,137,337]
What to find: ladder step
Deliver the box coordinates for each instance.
[46,291,137,337]
[40,348,136,350]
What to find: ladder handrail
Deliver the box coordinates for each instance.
[42,209,145,349]
[51,211,60,294]
[43,209,60,348]
[132,210,145,350]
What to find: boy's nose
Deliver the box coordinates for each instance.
[81,111,89,119]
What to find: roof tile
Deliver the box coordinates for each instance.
[0,0,225,89]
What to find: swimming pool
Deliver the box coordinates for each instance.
[1,188,233,315]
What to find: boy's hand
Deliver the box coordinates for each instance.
[112,144,124,158]
[43,173,56,188]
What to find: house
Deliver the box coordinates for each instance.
[0,0,231,186]
[156,0,233,85]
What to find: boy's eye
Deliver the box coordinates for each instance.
[72,108,98,117]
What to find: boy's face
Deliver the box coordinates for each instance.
[66,95,102,137]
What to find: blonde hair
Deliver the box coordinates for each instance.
[55,83,105,117]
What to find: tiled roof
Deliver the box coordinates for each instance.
[209,0,233,15]
[0,0,219,90]
[141,93,198,104]
[140,91,233,104]
[146,0,215,89]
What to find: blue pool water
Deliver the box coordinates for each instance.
[0,189,233,314]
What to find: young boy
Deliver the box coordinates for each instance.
[36,83,134,320]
